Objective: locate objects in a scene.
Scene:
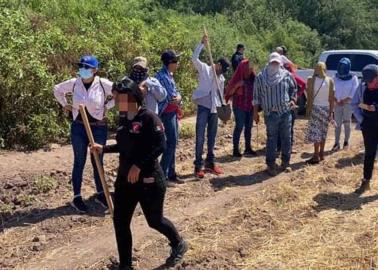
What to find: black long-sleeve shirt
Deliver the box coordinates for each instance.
[231,51,244,72]
[103,108,166,178]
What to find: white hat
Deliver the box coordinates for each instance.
[269,52,282,65]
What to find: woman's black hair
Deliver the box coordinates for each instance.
[112,77,145,106]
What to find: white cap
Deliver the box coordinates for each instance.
[269,52,282,65]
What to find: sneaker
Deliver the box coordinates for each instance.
[166,180,178,188]
[165,239,189,267]
[280,162,291,172]
[306,156,320,165]
[343,141,349,149]
[354,179,371,195]
[168,174,185,184]
[119,265,134,270]
[267,165,277,176]
[205,164,223,175]
[244,148,257,157]
[95,192,108,208]
[233,149,242,158]
[70,196,88,213]
[332,143,340,151]
[194,168,205,179]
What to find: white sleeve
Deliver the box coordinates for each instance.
[192,43,207,73]
[53,78,76,107]
[349,76,359,98]
[100,78,115,109]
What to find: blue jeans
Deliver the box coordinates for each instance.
[194,105,218,169]
[264,112,292,167]
[233,108,253,151]
[160,112,178,179]
[71,121,108,196]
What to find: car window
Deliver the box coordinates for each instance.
[325,54,378,72]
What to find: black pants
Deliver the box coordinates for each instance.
[113,170,181,267]
[362,124,378,180]
[277,110,296,151]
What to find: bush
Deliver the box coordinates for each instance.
[34,175,57,193]
[0,0,331,149]
[179,122,195,139]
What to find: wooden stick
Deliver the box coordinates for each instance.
[203,27,222,98]
[79,104,114,217]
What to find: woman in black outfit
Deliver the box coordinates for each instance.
[351,64,378,195]
[91,77,188,270]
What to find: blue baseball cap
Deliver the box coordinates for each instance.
[78,55,99,69]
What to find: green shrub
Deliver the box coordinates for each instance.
[34,175,57,193]
[179,123,195,139]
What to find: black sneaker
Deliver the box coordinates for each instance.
[343,141,349,149]
[166,239,189,267]
[70,196,88,213]
[233,149,242,157]
[244,148,257,157]
[332,143,340,151]
[119,266,134,270]
[354,179,371,195]
[168,174,185,184]
[95,192,108,208]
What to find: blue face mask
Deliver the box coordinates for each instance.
[78,68,93,79]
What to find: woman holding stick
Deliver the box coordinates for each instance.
[53,55,114,213]
[91,77,188,270]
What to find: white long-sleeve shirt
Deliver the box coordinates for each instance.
[191,43,225,113]
[53,76,114,121]
[333,75,359,103]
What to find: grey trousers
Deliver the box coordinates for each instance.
[334,103,353,144]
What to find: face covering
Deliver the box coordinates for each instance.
[336,58,352,80]
[79,68,93,80]
[367,77,378,91]
[267,64,280,75]
[130,68,148,84]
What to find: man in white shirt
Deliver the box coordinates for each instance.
[192,34,231,179]
[54,55,114,213]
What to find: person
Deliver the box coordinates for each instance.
[156,50,183,185]
[91,77,188,269]
[225,59,257,157]
[332,57,359,151]
[192,34,231,178]
[277,63,306,153]
[128,56,167,114]
[276,46,294,67]
[351,64,378,194]
[231,43,245,72]
[53,55,114,213]
[253,52,297,176]
[305,62,335,164]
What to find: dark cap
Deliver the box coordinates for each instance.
[161,50,181,66]
[112,77,144,106]
[217,57,231,74]
[362,64,378,83]
[236,44,245,50]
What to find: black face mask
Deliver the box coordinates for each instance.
[130,69,148,84]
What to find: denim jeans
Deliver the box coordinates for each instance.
[194,105,218,169]
[160,112,178,179]
[233,108,253,151]
[277,110,296,151]
[264,111,292,167]
[71,121,107,196]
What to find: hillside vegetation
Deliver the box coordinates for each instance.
[0,0,376,149]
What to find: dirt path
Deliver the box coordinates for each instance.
[0,117,370,270]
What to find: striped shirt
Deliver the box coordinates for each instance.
[253,70,297,115]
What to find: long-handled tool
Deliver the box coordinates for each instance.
[203,26,231,122]
[79,104,114,217]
